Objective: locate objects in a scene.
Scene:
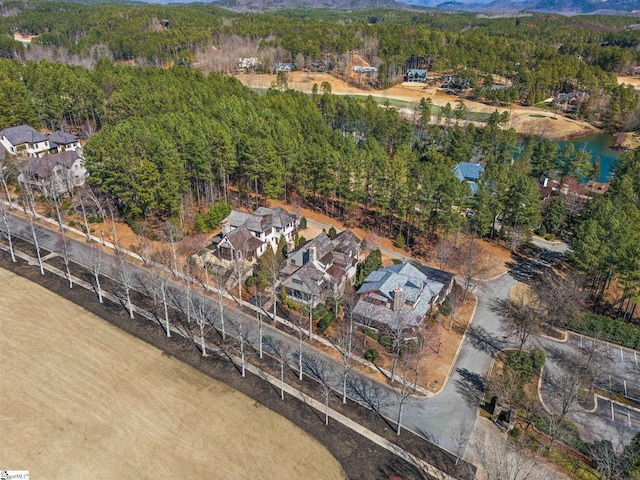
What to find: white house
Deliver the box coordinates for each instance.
[0,125,50,157]
[47,131,82,153]
[211,207,300,262]
[1,125,82,158]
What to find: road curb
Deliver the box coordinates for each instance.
[432,291,479,396]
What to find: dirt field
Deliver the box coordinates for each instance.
[236,72,598,140]
[0,268,345,480]
[618,75,640,90]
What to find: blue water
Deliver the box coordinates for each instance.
[558,133,620,182]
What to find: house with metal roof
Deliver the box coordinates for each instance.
[352,263,446,332]
[453,162,484,195]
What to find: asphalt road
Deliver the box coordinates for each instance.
[3,208,638,458]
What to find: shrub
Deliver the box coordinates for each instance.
[561,313,640,350]
[364,348,379,362]
[441,298,452,316]
[545,233,555,241]
[537,224,547,236]
[299,217,307,229]
[395,232,406,249]
[317,312,334,332]
[245,276,255,288]
[68,220,77,227]
[530,348,546,370]
[361,328,378,341]
[379,334,392,348]
[328,226,337,238]
[505,350,536,383]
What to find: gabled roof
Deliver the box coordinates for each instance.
[253,206,298,229]
[453,162,484,182]
[284,262,326,296]
[358,262,432,303]
[414,263,455,287]
[48,131,78,146]
[23,151,81,177]
[331,230,361,257]
[554,91,589,103]
[0,125,48,145]
[224,225,264,255]
[355,262,446,329]
[290,232,333,260]
[224,207,298,234]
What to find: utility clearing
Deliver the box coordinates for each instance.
[0,268,345,480]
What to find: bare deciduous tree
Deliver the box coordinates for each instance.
[85,240,104,303]
[264,335,289,400]
[496,295,539,351]
[457,236,495,301]
[192,293,214,357]
[332,299,356,404]
[113,251,136,319]
[472,430,555,480]
[303,356,334,426]
[0,201,16,262]
[534,269,586,331]
[16,166,44,275]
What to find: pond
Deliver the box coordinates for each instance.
[558,133,621,182]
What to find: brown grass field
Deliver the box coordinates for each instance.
[236,71,598,140]
[0,268,345,480]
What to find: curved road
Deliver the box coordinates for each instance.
[7,209,632,459]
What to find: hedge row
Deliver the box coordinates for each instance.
[560,314,640,350]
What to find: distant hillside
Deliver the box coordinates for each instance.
[404,0,640,14]
[154,0,411,10]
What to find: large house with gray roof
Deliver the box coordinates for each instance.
[453,162,484,195]
[1,125,51,157]
[0,125,81,158]
[17,150,87,196]
[211,207,299,263]
[352,263,449,332]
[280,230,362,307]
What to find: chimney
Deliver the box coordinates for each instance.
[392,287,404,312]
[309,245,317,263]
[221,218,231,235]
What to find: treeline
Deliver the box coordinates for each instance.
[1,3,639,106]
[0,58,546,242]
[570,151,640,320]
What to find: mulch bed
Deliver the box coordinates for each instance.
[0,242,475,480]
